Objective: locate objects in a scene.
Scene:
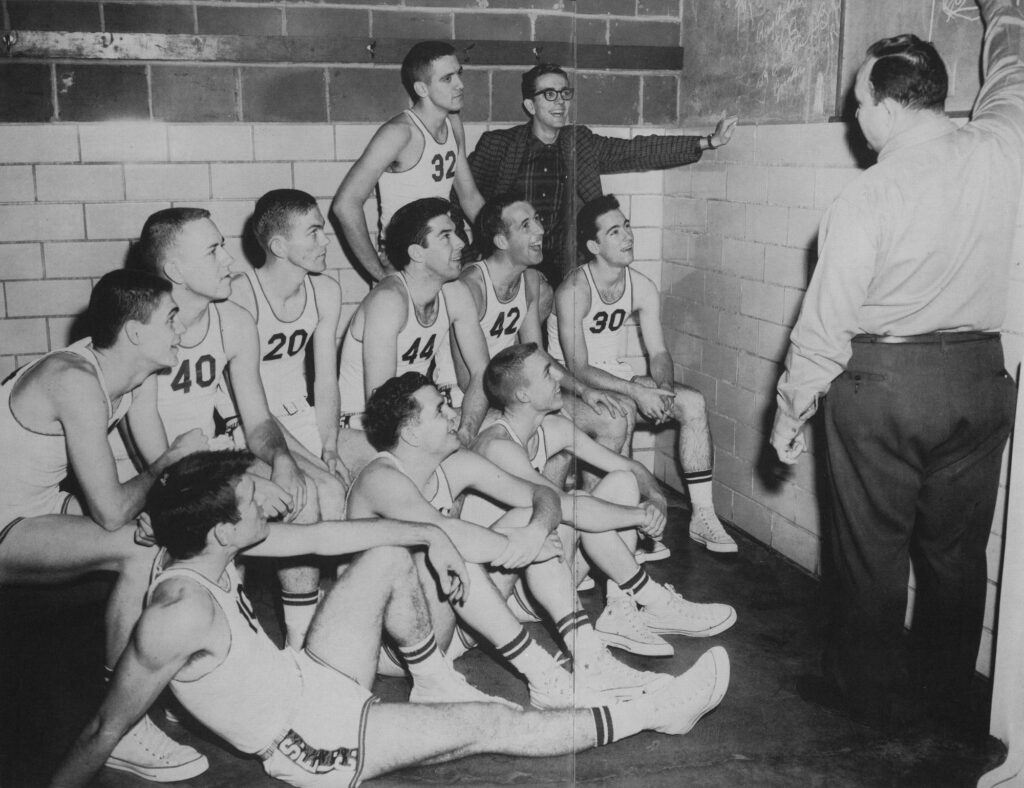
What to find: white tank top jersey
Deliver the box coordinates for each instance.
[156,303,229,443]
[547,264,634,380]
[337,274,451,414]
[241,268,319,417]
[470,261,529,357]
[149,558,304,755]
[459,419,548,527]
[376,110,458,242]
[0,339,131,524]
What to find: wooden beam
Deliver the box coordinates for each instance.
[2,31,683,71]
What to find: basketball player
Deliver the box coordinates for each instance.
[331,40,484,283]
[549,195,738,556]
[52,449,730,787]
[0,270,209,781]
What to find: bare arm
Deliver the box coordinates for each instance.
[444,280,491,443]
[221,303,306,513]
[50,583,210,786]
[360,285,404,401]
[331,121,412,282]
[450,114,484,222]
[246,518,469,603]
[632,272,677,397]
[311,275,343,473]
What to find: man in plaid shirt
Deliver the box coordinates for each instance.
[469,63,737,298]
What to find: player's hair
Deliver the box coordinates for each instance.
[521,63,569,101]
[147,450,256,560]
[401,41,457,101]
[474,192,528,260]
[364,372,434,451]
[866,34,947,111]
[134,207,212,277]
[89,269,173,349]
[251,189,319,260]
[383,197,454,271]
[484,342,539,410]
[576,194,621,262]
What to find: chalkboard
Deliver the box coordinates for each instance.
[840,0,984,116]
[680,0,841,123]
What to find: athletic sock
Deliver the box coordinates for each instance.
[397,633,450,678]
[592,701,648,745]
[555,609,603,660]
[618,567,661,608]
[281,589,320,649]
[496,628,560,683]
[685,469,714,509]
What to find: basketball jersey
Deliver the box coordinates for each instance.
[548,264,634,380]
[376,111,458,241]
[0,339,131,524]
[338,274,451,414]
[241,269,318,418]
[469,261,528,357]
[460,419,548,527]
[352,451,456,517]
[149,558,303,755]
[155,303,229,443]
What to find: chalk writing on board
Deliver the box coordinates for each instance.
[682,0,840,123]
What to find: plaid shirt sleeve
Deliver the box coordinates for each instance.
[585,126,704,174]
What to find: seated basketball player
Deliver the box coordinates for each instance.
[52,449,730,787]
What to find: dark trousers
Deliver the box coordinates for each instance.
[822,335,1016,719]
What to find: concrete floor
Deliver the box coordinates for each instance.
[1,488,1008,787]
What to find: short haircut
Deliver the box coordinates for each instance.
[484,342,539,410]
[89,269,172,350]
[135,207,212,277]
[252,189,319,257]
[521,63,568,101]
[866,34,947,111]
[364,372,434,451]
[147,450,255,561]
[383,197,454,271]
[401,41,456,102]
[576,194,621,262]
[474,192,527,260]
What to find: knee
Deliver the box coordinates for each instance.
[673,384,707,422]
[599,470,640,506]
[360,544,416,576]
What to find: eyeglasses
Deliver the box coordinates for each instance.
[532,87,575,102]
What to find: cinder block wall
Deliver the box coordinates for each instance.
[661,121,1024,674]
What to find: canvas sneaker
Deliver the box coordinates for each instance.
[649,646,730,735]
[689,506,738,554]
[410,665,521,710]
[574,646,673,702]
[634,536,671,563]
[638,584,736,638]
[105,715,209,782]
[595,595,674,657]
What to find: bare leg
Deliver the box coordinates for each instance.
[306,545,428,689]
[670,384,712,473]
[0,515,155,665]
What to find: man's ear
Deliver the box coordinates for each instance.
[514,386,530,404]
[398,420,420,448]
[495,233,510,252]
[123,319,144,346]
[586,238,600,258]
[268,235,288,261]
[408,243,426,265]
[523,98,536,118]
[162,257,185,286]
[212,521,232,547]
[413,80,430,101]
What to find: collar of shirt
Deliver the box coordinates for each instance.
[878,112,958,162]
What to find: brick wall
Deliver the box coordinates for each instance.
[660,121,1024,675]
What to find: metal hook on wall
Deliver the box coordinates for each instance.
[366,39,377,60]
[531,45,543,63]
[1,31,18,56]
[461,42,475,63]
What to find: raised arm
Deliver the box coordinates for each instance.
[311,275,343,473]
[974,0,1024,148]
[331,121,411,282]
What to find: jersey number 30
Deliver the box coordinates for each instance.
[589,309,626,334]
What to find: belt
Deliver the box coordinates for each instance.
[852,331,999,345]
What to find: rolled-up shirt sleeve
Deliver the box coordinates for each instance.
[775,196,878,431]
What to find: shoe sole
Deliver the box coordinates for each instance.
[634,548,671,564]
[645,606,737,638]
[659,647,731,735]
[106,754,209,782]
[596,629,675,657]
[689,532,738,554]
